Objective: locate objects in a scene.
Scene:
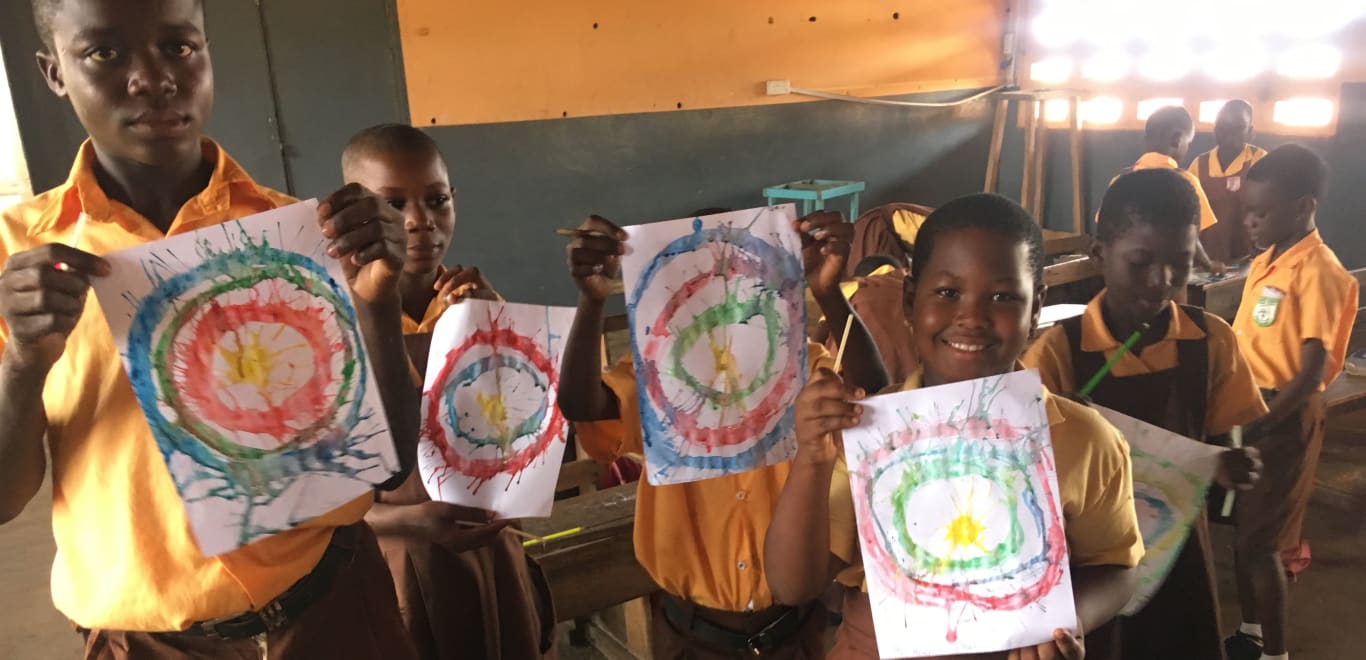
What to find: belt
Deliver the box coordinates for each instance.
[660,594,811,656]
[172,524,359,640]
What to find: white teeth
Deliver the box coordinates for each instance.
[947,342,987,352]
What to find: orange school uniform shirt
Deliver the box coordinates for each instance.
[1023,292,1269,436]
[1121,152,1220,231]
[574,345,831,612]
[0,140,371,631]
[828,370,1145,588]
[1232,230,1358,391]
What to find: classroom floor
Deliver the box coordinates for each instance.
[3,413,1365,659]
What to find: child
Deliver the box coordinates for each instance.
[1120,106,1224,274]
[1225,145,1357,660]
[1023,168,1265,660]
[765,193,1144,660]
[0,0,419,657]
[820,255,919,385]
[558,211,887,658]
[341,124,555,660]
[1188,100,1267,264]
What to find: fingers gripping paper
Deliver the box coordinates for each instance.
[418,299,575,518]
[619,206,808,485]
[90,201,400,556]
[842,371,1076,658]
[1092,406,1222,616]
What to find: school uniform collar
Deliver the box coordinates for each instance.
[27,138,266,239]
[1135,152,1179,170]
[1250,229,1324,278]
[1203,144,1264,178]
[899,366,1066,426]
[1078,291,1206,353]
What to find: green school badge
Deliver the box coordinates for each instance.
[1252,286,1286,327]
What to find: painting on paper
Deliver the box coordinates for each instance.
[842,370,1076,658]
[619,205,808,485]
[91,200,400,556]
[419,299,575,518]
[1092,406,1223,616]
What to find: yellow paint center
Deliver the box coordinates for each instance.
[943,512,988,556]
[708,336,741,395]
[476,391,511,445]
[220,333,277,391]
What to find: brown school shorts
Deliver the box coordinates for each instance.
[1235,390,1326,553]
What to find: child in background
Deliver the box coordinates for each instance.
[1024,168,1264,660]
[342,124,555,660]
[765,193,1143,660]
[1225,144,1357,660]
[1119,106,1224,274]
[558,210,887,659]
[1187,100,1267,264]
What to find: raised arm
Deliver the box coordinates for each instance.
[558,216,626,422]
[797,212,889,394]
[0,245,110,523]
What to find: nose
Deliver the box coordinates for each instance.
[1146,264,1175,289]
[953,295,991,329]
[126,50,177,98]
[404,205,435,232]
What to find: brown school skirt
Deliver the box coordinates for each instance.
[379,526,556,660]
[1236,390,1326,553]
[651,595,827,659]
[83,523,418,660]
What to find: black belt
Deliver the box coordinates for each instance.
[660,593,811,656]
[173,524,358,639]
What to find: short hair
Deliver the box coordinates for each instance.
[1246,143,1329,201]
[340,123,445,179]
[1096,169,1201,244]
[1144,106,1194,142]
[909,193,1044,285]
[32,0,203,49]
[1218,99,1253,120]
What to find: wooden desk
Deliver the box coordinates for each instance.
[1325,376,1366,415]
[523,483,655,621]
[1043,255,1100,288]
[1042,229,1090,256]
[1187,273,1248,322]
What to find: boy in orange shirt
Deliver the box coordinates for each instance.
[766,194,1142,660]
[1187,100,1267,264]
[342,124,554,660]
[0,0,419,657]
[558,211,887,658]
[1225,145,1357,660]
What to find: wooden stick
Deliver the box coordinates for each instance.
[454,519,539,541]
[832,315,855,373]
[1222,426,1242,517]
[1077,323,1148,398]
[523,526,583,548]
[54,212,90,273]
[556,228,617,240]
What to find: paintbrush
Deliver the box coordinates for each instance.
[54,212,90,273]
[1222,425,1242,517]
[832,315,855,374]
[555,228,618,241]
[1076,323,1149,399]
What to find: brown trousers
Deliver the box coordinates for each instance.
[650,596,827,659]
[1236,391,1327,553]
[83,523,417,660]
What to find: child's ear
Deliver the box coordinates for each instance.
[1030,283,1048,336]
[1296,194,1318,221]
[35,50,66,97]
[901,275,916,323]
[1089,237,1106,268]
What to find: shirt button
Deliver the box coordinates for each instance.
[736,491,746,501]
[737,561,748,570]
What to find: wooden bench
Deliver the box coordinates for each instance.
[1323,267,1366,416]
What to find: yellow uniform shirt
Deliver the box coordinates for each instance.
[574,344,831,612]
[1232,230,1358,391]
[402,292,447,334]
[828,370,1145,587]
[1023,292,1268,436]
[0,140,371,631]
[1187,144,1267,180]
[1123,152,1220,231]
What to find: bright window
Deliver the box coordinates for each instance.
[0,40,32,212]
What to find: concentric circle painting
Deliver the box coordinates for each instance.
[91,202,399,556]
[842,371,1076,657]
[418,300,575,517]
[619,207,808,485]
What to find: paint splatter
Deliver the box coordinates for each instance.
[621,208,807,485]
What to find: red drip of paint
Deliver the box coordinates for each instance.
[174,298,335,442]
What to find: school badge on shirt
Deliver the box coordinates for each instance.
[1253,286,1286,327]
[1226,175,1242,192]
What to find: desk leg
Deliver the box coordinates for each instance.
[849,193,859,220]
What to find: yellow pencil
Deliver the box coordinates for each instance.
[832,315,855,373]
[522,526,583,548]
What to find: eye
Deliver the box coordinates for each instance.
[933,287,959,299]
[427,194,452,208]
[386,199,405,211]
[87,47,119,63]
[991,292,1023,303]
[165,42,196,58]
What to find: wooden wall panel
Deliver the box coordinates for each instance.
[397,0,1006,126]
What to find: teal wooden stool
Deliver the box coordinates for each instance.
[762,179,866,219]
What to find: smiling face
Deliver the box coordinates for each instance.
[905,227,1043,387]
[38,0,212,166]
[1095,220,1197,326]
[345,148,456,276]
